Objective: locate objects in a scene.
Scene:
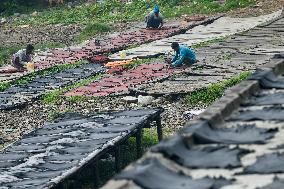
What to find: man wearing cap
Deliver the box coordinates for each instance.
[170,42,197,68]
[11,44,34,71]
[146,5,163,29]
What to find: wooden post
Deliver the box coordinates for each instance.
[115,146,121,172]
[94,159,100,189]
[136,128,142,158]
[156,116,163,141]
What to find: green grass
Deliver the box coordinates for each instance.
[191,36,229,49]
[66,95,89,103]
[10,0,256,26]
[186,71,251,106]
[35,42,65,50]
[0,82,11,91]
[47,108,75,121]
[42,73,104,104]
[0,45,22,66]
[223,53,232,60]
[75,22,112,42]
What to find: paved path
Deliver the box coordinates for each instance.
[101,54,284,189]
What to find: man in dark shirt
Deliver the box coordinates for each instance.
[146,5,163,29]
[12,44,34,71]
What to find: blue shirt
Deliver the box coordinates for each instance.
[171,45,196,67]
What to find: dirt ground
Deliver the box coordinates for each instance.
[0,24,83,47]
[228,0,284,17]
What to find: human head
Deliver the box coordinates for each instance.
[171,42,179,51]
[26,44,34,55]
[154,5,159,16]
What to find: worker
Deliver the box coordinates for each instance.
[11,44,34,71]
[170,42,197,68]
[146,5,163,29]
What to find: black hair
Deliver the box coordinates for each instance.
[171,42,179,49]
[26,44,34,51]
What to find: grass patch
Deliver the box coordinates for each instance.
[191,36,229,49]
[34,42,65,50]
[42,73,104,104]
[186,71,251,106]
[0,45,22,67]
[47,108,74,121]
[223,53,232,60]
[10,0,256,26]
[75,22,112,42]
[0,82,11,91]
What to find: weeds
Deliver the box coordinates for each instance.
[47,108,74,121]
[0,45,22,66]
[0,82,11,91]
[34,42,65,50]
[223,53,232,60]
[186,71,251,106]
[66,95,89,103]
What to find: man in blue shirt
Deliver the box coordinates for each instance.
[170,42,197,67]
[146,5,163,29]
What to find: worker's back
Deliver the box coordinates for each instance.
[146,11,163,28]
[179,45,196,60]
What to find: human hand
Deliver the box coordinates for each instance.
[164,58,171,64]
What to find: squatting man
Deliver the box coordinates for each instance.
[168,42,197,68]
[11,44,35,71]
